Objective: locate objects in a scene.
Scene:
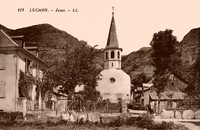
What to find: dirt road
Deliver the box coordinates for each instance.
[173,122,200,130]
[154,118,200,130]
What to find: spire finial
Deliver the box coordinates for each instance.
[112,7,114,16]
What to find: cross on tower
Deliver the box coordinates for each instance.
[112,7,114,16]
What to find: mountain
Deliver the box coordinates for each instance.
[0,24,104,67]
[1,23,200,85]
[0,24,155,78]
[122,47,154,79]
[7,24,86,49]
[178,27,200,66]
[0,25,12,32]
[176,27,200,82]
[122,27,200,84]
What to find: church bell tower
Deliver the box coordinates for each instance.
[97,7,131,103]
[104,8,122,69]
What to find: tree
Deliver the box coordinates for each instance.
[18,71,35,100]
[150,29,179,75]
[131,73,151,87]
[131,73,151,106]
[46,44,102,101]
[150,29,179,113]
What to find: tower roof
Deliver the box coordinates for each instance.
[105,10,119,49]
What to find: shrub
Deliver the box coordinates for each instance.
[126,114,174,130]
[108,116,125,127]
[126,117,138,126]
[136,114,154,129]
[0,112,23,123]
[159,121,174,130]
[46,120,57,126]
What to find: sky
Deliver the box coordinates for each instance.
[1,0,200,54]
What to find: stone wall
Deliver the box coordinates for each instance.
[160,109,200,119]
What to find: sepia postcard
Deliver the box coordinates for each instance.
[0,0,200,129]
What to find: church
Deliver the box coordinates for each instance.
[97,10,131,103]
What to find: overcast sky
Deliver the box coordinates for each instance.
[1,0,200,54]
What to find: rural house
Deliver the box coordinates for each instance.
[0,30,48,112]
[133,72,188,113]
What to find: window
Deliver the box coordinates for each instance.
[169,74,174,80]
[0,54,6,70]
[111,51,114,58]
[25,58,31,73]
[118,51,120,59]
[141,99,144,106]
[0,81,6,98]
[167,101,173,109]
[106,52,108,59]
[110,77,115,83]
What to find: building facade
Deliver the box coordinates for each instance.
[0,30,47,112]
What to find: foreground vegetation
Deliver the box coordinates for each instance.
[0,113,188,130]
[0,122,143,130]
[0,121,186,130]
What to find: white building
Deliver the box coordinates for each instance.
[97,11,131,103]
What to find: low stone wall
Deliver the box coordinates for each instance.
[159,109,200,119]
[60,112,131,124]
[195,110,200,119]
[61,111,101,123]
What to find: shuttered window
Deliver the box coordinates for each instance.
[0,81,6,98]
[0,54,6,70]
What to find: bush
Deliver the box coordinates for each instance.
[108,116,125,127]
[126,117,137,126]
[136,114,154,129]
[0,112,177,130]
[160,121,174,130]
[0,112,23,123]
[126,114,174,130]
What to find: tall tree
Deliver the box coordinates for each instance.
[46,44,102,101]
[131,73,151,87]
[150,29,179,113]
[150,29,178,75]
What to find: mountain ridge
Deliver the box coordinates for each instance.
[1,24,200,85]
[0,23,93,67]
[0,24,12,32]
